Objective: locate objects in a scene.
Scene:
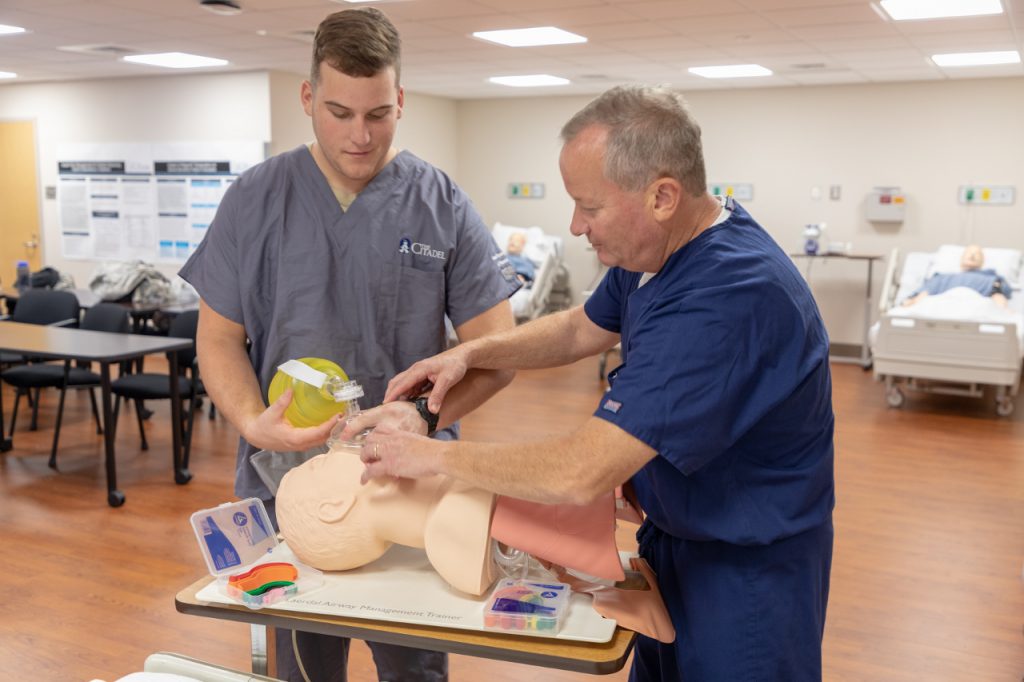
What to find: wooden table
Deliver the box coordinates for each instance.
[0,321,194,506]
[175,576,636,676]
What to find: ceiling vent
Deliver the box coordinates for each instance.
[200,0,242,16]
[58,44,138,56]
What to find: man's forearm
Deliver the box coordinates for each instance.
[464,306,617,371]
[432,367,513,431]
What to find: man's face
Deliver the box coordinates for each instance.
[302,63,403,193]
[559,126,653,270]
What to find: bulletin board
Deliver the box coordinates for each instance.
[56,141,264,263]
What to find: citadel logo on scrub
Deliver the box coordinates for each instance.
[232,512,248,527]
[399,237,446,260]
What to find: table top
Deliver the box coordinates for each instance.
[0,320,192,363]
[176,576,635,675]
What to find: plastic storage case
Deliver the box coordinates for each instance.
[483,578,571,637]
[190,497,322,609]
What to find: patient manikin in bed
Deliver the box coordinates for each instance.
[505,232,535,286]
[276,448,674,643]
[901,244,1011,308]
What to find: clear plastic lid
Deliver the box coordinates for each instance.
[483,578,571,637]
[189,498,278,577]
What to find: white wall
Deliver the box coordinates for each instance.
[268,69,459,175]
[454,77,1024,345]
[0,71,272,287]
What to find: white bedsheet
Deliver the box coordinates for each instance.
[880,287,1024,354]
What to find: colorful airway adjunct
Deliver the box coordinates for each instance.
[483,579,570,636]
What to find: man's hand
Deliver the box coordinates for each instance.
[240,388,339,452]
[334,399,427,443]
[359,425,444,484]
[383,346,470,413]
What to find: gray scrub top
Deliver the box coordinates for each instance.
[179,145,520,499]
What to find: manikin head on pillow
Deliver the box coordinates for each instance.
[960,244,986,271]
[506,231,527,257]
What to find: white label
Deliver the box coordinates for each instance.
[277,359,327,388]
[890,318,915,328]
[978,324,1006,334]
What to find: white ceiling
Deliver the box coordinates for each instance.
[1,0,1022,98]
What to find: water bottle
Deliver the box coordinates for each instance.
[15,260,30,292]
[267,357,355,428]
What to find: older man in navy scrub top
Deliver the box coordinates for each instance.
[179,8,519,682]
[352,85,836,682]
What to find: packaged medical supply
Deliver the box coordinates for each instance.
[190,497,322,609]
[483,578,571,636]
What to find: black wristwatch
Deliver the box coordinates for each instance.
[410,396,439,436]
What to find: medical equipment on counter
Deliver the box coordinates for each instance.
[483,578,570,636]
[189,498,323,610]
[802,223,826,255]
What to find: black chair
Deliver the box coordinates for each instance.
[111,309,204,470]
[0,289,80,367]
[1,302,130,468]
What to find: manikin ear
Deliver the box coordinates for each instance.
[647,177,683,223]
[317,495,356,524]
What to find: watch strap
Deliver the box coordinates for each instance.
[411,396,439,436]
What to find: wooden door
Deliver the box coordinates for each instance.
[0,120,43,291]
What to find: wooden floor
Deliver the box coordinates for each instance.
[0,357,1021,681]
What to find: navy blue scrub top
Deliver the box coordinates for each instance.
[584,201,835,546]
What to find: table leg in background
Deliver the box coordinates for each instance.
[100,362,124,507]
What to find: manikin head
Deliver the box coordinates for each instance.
[506,232,527,256]
[961,244,984,271]
[276,449,497,595]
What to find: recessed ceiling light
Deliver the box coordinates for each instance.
[931,50,1020,67]
[122,52,229,69]
[0,24,27,35]
[473,27,586,48]
[878,0,1002,21]
[0,71,17,79]
[688,64,772,79]
[489,74,570,87]
[199,0,242,16]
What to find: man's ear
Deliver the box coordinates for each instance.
[301,80,314,117]
[648,178,682,222]
[318,495,356,524]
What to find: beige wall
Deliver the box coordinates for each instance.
[453,77,1024,345]
[2,72,1022,346]
[0,71,273,287]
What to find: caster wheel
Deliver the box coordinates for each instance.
[175,468,193,485]
[108,490,126,507]
[886,388,905,408]
[996,400,1014,417]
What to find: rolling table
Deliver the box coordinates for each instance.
[790,252,883,369]
[0,320,194,506]
[176,575,636,676]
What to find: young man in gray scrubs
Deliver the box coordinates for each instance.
[179,8,519,682]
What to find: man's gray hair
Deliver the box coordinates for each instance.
[560,85,707,196]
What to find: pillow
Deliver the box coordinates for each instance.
[927,244,1022,282]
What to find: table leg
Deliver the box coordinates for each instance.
[250,624,269,675]
[168,352,191,485]
[0,378,11,452]
[862,260,874,370]
[100,363,124,507]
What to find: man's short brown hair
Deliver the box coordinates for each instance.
[310,7,401,85]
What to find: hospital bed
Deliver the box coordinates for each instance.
[492,222,565,322]
[871,244,1024,416]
